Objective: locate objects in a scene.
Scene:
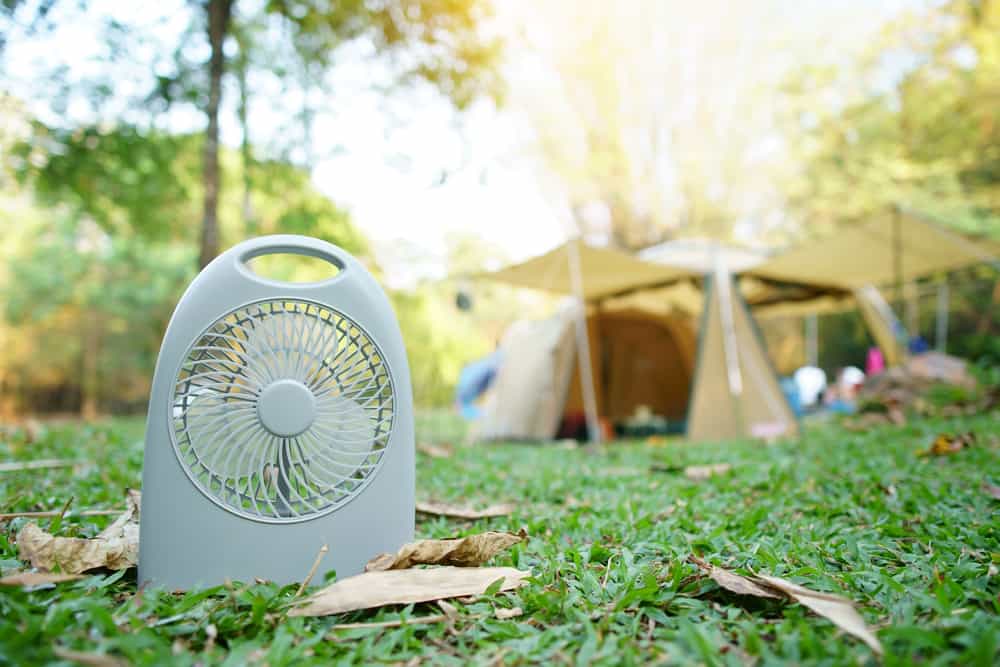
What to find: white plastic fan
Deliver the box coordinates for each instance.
[140,237,414,589]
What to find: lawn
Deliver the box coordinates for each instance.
[1,413,999,666]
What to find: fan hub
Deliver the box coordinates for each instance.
[257,379,316,437]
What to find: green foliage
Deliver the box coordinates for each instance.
[1,127,377,414]
[10,124,200,239]
[785,0,1000,237]
[1,217,195,413]
[392,288,491,408]
[2,414,999,663]
[265,0,503,109]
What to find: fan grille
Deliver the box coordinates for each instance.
[170,299,395,523]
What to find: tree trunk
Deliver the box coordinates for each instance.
[81,321,100,420]
[199,0,234,269]
[234,28,256,235]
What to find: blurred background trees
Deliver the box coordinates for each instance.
[0,0,998,417]
[0,0,502,416]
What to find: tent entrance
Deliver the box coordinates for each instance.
[561,310,696,438]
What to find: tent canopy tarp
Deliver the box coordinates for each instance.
[750,212,1000,290]
[482,239,696,300]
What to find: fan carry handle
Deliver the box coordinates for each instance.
[232,235,352,287]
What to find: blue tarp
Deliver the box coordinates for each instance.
[454,351,502,419]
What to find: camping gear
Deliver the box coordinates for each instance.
[454,351,502,419]
[865,348,885,376]
[793,366,827,407]
[140,235,414,589]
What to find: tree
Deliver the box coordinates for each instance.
[2,0,501,265]
[505,0,837,249]
[782,0,1000,238]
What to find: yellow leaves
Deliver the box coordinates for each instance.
[16,490,140,574]
[919,432,976,457]
[366,530,527,572]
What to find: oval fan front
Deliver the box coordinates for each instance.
[171,299,395,522]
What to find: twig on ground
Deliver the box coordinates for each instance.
[294,544,329,599]
[328,613,449,631]
[0,509,121,520]
[0,459,80,473]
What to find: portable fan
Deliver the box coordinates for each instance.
[139,236,414,589]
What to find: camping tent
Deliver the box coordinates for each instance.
[479,243,799,443]
[747,212,1000,364]
[477,305,698,440]
[750,211,1000,290]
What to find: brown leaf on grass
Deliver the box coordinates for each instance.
[494,606,523,620]
[843,412,893,432]
[684,463,732,481]
[688,556,782,599]
[755,575,883,656]
[651,463,732,479]
[919,432,976,457]
[16,490,140,574]
[0,572,84,587]
[417,443,453,459]
[0,459,79,473]
[982,482,1000,500]
[290,566,530,617]
[416,501,515,520]
[52,647,127,667]
[688,556,882,656]
[366,529,527,572]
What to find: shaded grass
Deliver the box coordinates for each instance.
[1,413,999,665]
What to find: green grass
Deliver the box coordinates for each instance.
[2,414,999,666]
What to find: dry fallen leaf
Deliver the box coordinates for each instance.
[684,463,732,481]
[494,606,523,620]
[919,432,976,457]
[367,529,527,572]
[416,501,515,520]
[417,443,453,459]
[52,647,127,667]
[0,572,84,587]
[0,459,79,473]
[689,557,882,655]
[16,489,140,574]
[290,566,530,617]
[982,482,1000,500]
[755,575,883,656]
[688,556,781,599]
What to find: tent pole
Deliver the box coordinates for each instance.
[893,207,906,360]
[935,279,949,352]
[714,253,745,434]
[567,238,602,445]
[805,314,818,367]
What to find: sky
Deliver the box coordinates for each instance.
[1,0,926,287]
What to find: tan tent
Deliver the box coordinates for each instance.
[687,274,798,442]
[481,239,694,300]
[477,305,701,441]
[751,212,1000,289]
[479,251,798,442]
